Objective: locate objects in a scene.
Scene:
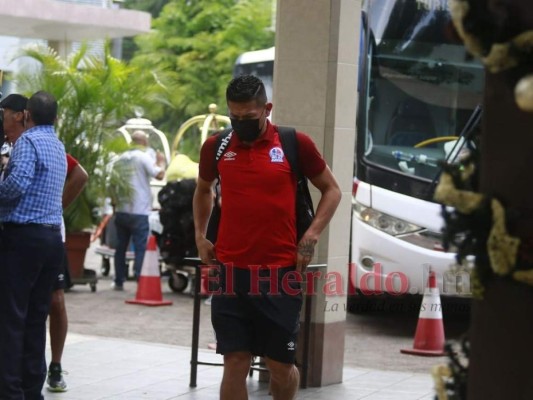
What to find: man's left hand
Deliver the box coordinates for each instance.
[296,237,317,273]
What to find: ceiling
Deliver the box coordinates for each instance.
[0,0,151,41]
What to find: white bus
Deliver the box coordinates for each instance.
[233,0,482,301]
[233,46,274,101]
[351,0,482,300]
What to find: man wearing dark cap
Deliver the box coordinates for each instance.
[0,94,28,207]
[0,91,67,399]
[0,94,27,145]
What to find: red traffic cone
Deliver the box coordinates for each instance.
[401,269,445,356]
[126,235,172,306]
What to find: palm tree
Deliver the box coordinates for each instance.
[14,43,159,232]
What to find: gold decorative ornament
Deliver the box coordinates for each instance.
[432,364,452,400]
[515,75,533,112]
[448,0,533,112]
[434,168,529,294]
[434,172,483,214]
[448,0,484,57]
[513,269,533,285]
[487,199,520,276]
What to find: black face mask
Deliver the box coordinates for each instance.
[230,110,265,142]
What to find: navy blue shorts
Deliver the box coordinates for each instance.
[53,245,70,291]
[211,265,303,364]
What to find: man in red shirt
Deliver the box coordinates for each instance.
[193,75,341,400]
[47,154,88,392]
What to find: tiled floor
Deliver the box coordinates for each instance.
[43,333,435,400]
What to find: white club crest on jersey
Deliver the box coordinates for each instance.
[269,147,284,163]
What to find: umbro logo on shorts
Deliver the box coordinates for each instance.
[287,341,295,351]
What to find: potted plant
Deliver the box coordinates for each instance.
[14,43,160,278]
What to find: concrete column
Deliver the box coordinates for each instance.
[273,0,361,386]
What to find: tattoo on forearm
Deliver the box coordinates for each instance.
[298,240,315,258]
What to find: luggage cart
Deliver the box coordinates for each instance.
[93,212,164,280]
[71,268,98,292]
[160,104,230,294]
[93,213,138,279]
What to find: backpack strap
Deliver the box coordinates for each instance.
[277,126,300,178]
[215,128,233,164]
[212,128,232,212]
[278,127,315,218]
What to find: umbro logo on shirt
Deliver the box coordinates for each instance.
[287,341,295,351]
[223,151,237,161]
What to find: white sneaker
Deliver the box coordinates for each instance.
[111,282,124,291]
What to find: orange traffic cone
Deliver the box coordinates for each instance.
[126,235,172,306]
[401,269,445,356]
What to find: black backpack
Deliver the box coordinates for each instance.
[213,126,314,242]
[157,179,198,263]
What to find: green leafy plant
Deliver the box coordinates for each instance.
[14,43,158,232]
[130,0,275,134]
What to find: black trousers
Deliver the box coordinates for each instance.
[0,224,63,400]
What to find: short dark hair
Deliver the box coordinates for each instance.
[27,91,57,126]
[226,75,267,105]
[0,94,28,112]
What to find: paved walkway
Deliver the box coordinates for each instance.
[43,333,435,400]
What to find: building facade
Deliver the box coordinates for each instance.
[0,0,150,92]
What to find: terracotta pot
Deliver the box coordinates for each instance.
[65,231,91,279]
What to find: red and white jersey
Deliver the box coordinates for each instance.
[199,121,326,268]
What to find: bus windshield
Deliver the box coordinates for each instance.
[360,0,484,188]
